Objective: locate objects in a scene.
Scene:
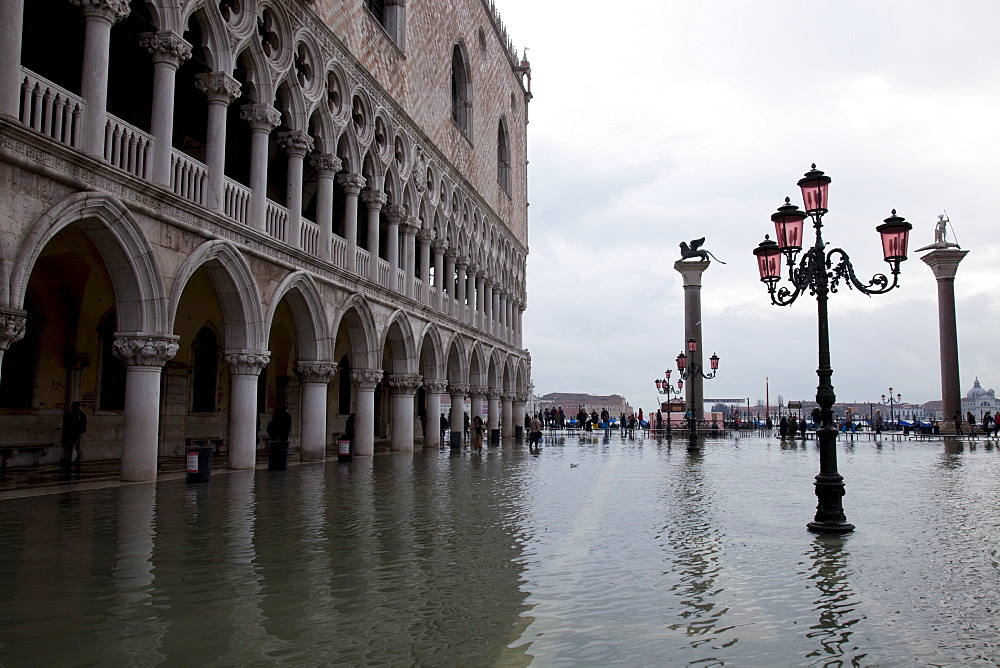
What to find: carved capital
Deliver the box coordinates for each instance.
[338,173,367,196]
[469,385,488,398]
[501,391,516,402]
[112,334,179,368]
[401,216,421,236]
[310,153,342,176]
[294,361,337,384]
[139,31,192,66]
[514,392,529,404]
[195,72,242,105]
[387,374,423,395]
[448,383,470,398]
[486,388,503,400]
[71,0,130,24]
[432,238,449,252]
[417,228,436,244]
[360,188,387,209]
[466,263,480,275]
[0,308,27,351]
[444,249,459,261]
[240,103,281,132]
[277,130,314,157]
[384,204,406,225]
[424,379,449,394]
[350,368,384,391]
[224,351,270,375]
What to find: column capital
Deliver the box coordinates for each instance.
[455,257,468,270]
[350,368,384,391]
[466,262,480,275]
[276,130,314,157]
[486,388,503,400]
[445,248,459,261]
[921,248,970,281]
[674,259,711,287]
[195,72,242,105]
[294,361,337,384]
[112,334,180,367]
[71,0,130,23]
[139,31,192,67]
[310,153,342,176]
[360,188,387,209]
[432,238,449,252]
[401,216,421,236]
[501,391,516,402]
[448,382,470,397]
[224,351,270,375]
[424,379,449,394]
[483,277,494,289]
[470,385,488,398]
[0,308,27,351]
[338,173,367,195]
[384,203,407,225]
[387,374,423,395]
[417,228,436,244]
[514,392,529,404]
[240,103,281,132]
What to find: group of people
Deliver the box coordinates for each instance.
[955,410,1000,436]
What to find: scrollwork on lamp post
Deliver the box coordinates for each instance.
[654,370,684,437]
[752,164,912,534]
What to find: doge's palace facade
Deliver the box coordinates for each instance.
[0,0,531,480]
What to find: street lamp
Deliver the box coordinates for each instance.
[655,370,684,436]
[675,338,720,446]
[753,164,912,534]
[881,388,902,427]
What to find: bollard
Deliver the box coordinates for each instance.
[338,437,353,462]
[186,446,212,483]
[267,440,289,471]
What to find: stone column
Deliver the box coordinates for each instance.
[444,250,457,315]
[310,154,341,261]
[294,361,336,461]
[240,103,281,232]
[921,248,970,427]
[384,204,405,291]
[501,391,514,441]
[492,286,501,337]
[448,383,469,448]
[517,301,526,348]
[0,0,25,118]
[224,351,270,469]
[469,385,487,427]
[277,131,313,248]
[466,264,478,326]
[139,31,191,186]
[455,258,468,319]
[500,292,509,341]
[195,72,241,211]
[674,260,711,436]
[418,229,434,304]
[401,216,420,299]
[513,392,528,440]
[361,189,386,271]
[350,369,383,456]
[0,308,27,392]
[113,334,179,482]
[387,374,422,451]
[487,388,501,445]
[423,380,447,447]
[338,173,365,272]
[474,271,486,329]
[76,0,131,156]
[432,239,447,309]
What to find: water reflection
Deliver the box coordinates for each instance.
[803,535,863,663]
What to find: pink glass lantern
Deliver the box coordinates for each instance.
[687,338,698,353]
[876,210,912,263]
[797,164,831,214]
[771,198,806,252]
[676,352,687,371]
[709,353,720,371]
[753,236,782,283]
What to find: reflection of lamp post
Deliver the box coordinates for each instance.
[753,165,912,534]
[676,338,720,448]
[881,388,902,427]
[655,370,684,437]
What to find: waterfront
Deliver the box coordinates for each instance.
[1,434,999,665]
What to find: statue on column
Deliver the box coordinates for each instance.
[679,237,726,263]
[917,213,961,252]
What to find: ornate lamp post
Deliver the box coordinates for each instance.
[881,388,902,427]
[675,337,720,448]
[753,164,912,534]
[655,370,684,436]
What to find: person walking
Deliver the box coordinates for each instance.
[463,412,471,442]
[61,401,87,466]
[953,411,964,435]
[967,411,976,436]
[267,406,292,441]
[779,415,789,439]
[982,411,993,438]
[528,414,542,449]
[874,410,883,436]
[471,415,485,451]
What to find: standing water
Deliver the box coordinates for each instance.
[1,434,999,665]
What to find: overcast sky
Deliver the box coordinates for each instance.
[494,0,1000,411]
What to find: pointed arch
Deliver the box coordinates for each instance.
[417,322,444,381]
[263,271,331,361]
[332,294,379,370]
[445,332,468,382]
[380,309,417,375]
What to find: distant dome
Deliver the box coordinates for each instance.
[967,378,990,399]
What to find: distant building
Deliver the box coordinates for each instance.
[538,392,632,417]
[962,378,999,421]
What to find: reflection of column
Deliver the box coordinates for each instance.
[401,217,419,298]
[277,131,313,248]
[294,362,336,461]
[113,335,179,482]
[448,383,469,448]
[0,308,26,390]
[338,173,365,272]
[0,0,25,118]
[240,103,281,232]
[195,73,241,211]
[79,0,131,156]
[361,189,386,268]
[384,204,405,291]
[310,154,341,261]
[224,352,270,469]
[921,248,970,429]
[350,369,383,456]
[501,391,514,440]
[674,260,711,431]
[140,31,191,186]
[388,374,421,452]
[423,380,447,447]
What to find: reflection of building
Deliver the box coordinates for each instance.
[538,392,632,416]
[962,378,999,421]
[0,0,531,479]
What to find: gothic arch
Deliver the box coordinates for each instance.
[263,271,331,362]
[380,310,417,375]
[9,191,166,334]
[332,294,379,370]
[168,240,264,351]
[445,332,468,382]
[417,323,444,380]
